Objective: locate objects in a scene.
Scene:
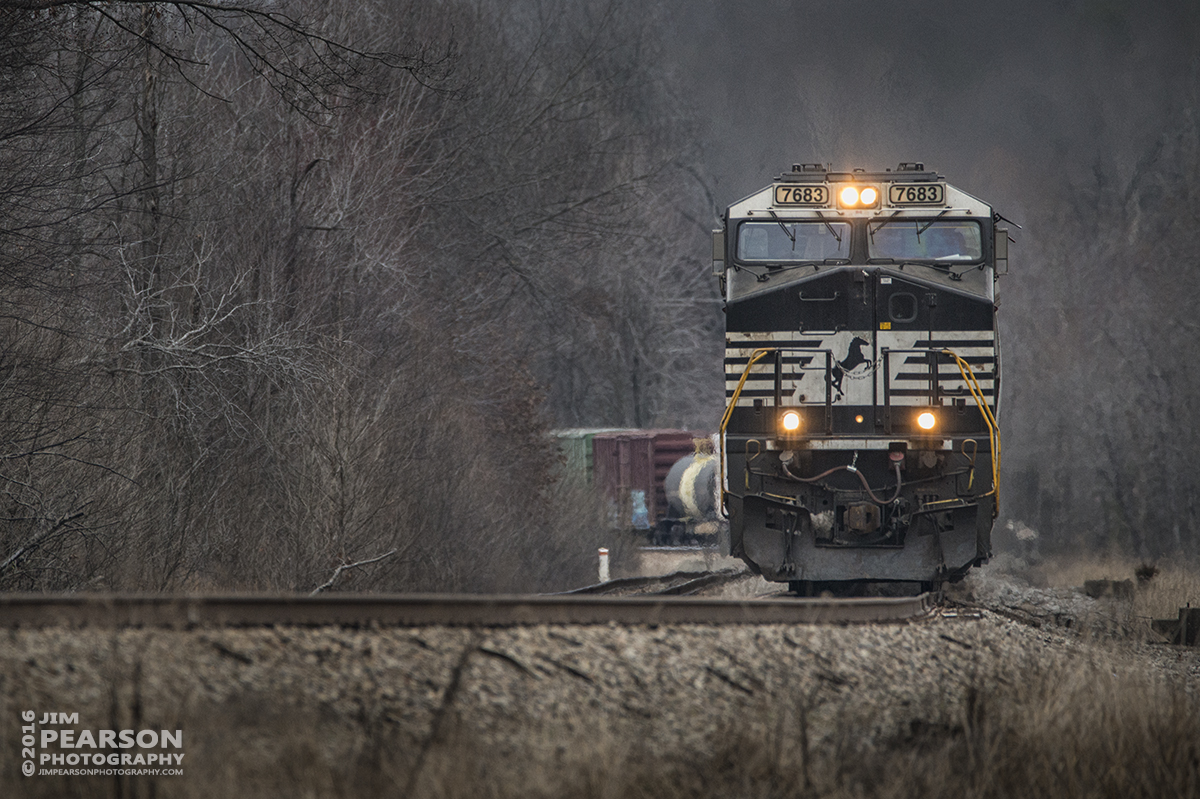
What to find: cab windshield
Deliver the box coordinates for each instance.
[737,220,850,263]
[868,219,982,262]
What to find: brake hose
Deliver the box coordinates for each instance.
[781,459,904,505]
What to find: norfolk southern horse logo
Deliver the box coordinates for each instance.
[829,336,871,401]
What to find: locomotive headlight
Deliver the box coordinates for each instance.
[917,411,937,431]
[781,411,801,433]
[837,185,880,208]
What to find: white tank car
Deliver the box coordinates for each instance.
[656,438,723,545]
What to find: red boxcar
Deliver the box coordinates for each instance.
[591,430,704,529]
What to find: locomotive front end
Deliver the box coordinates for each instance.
[714,163,1007,592]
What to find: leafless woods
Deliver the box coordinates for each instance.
[0,1,720,592]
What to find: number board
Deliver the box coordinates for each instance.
[888,183,945,205]
[774,184,830,206]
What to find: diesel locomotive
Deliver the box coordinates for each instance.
[713,163,1009,593]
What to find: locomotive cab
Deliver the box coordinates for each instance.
[714,163,1007,592]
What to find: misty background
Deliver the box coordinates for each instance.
[0,0,1196,593]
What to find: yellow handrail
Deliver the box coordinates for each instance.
[718,348,773,512]
[942,348,1000,516]
[716,345,1000,520]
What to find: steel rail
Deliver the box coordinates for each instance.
[0,592,935,628]
[560,568,745,597]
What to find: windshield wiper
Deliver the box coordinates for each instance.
[745,259,843,282]
[897,260,973,277]
[814,211,843,245]
[869,211,901,237]
[916,209,951,236]
[730,261,778,282]
[767,210,796,246]
[948,262,984,280]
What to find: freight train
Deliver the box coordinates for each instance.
[550,429,723,545]
[713,163,1009,594]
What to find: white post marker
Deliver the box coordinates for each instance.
[598,547,610,583]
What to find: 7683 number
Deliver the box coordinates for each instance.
[774,185,828,205]
[888,184,944,205]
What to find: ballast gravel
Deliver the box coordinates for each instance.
[1,570,1197,796]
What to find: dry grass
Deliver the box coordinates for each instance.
[404,652,1200,799]
[5,640,1198,799]
[1134,563,1200,621]
[1028,552,1200,621]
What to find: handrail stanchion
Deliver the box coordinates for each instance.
[718,348,773,515]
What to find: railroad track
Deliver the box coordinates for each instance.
[562,567,749,597]
[0,590,936,628]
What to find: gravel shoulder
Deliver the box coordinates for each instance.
[2,564,1198,797]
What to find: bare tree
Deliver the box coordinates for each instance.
[0,0,717,593]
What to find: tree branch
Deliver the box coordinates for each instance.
[309,548,396,595]
[0,511,86,577]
